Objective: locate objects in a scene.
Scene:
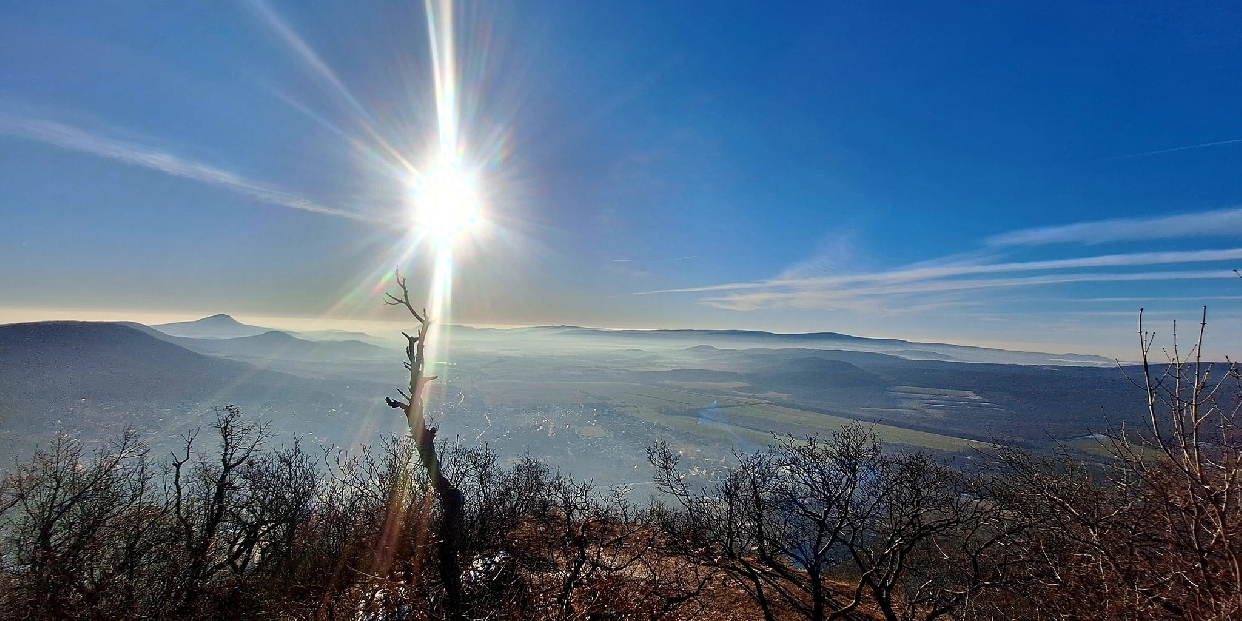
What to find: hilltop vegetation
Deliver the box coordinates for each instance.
[2,387,1238,620]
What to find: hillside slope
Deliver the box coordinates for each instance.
[0,322,399,459]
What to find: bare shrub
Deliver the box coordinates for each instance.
[0,430,160,619]
[650,423,1002,621]
[990,308,1242,620]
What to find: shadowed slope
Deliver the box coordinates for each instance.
[0,321,396,459]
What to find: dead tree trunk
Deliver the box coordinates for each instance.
[384,271,465,619]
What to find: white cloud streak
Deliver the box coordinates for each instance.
[611,256,697,263]
[698,270,1234,312]
[646,223,1242,315]
[986,206,1242,247]
[1106,138,1242,161]
[646,248,1242,296]
[0,113,376,222]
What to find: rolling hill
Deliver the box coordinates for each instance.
[0,321,401,459]
[142,327,393,363]
[153,314,393,348]
[449,324,1116,366]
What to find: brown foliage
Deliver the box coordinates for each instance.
[0,420,719,620]
[985,308,1242,620]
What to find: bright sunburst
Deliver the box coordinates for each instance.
[412,158,482,248]
[288,0,497,345]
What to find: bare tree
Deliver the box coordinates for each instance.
[167,406,271,617]
[1107,307,1241,618]
[989,307,1242,620]
[1131,307,1241,616]
[856,452,1011,621]
[651,430,870,621]
[0,430,160,618]
[651,424,1005,621]
[384,270,467,619]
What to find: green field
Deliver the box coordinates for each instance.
[474,380,977,452]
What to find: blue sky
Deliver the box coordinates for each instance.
[2,0,1241,358]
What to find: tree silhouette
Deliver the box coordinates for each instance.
[384,270,466,619]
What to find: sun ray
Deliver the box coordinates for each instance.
[415,0,480,374]
[246,0,420,175]
[426,0,459,158]
[266,0,495,346]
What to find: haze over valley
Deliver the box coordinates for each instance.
[1,314,1151,488]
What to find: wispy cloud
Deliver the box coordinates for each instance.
[646,236,1241,316]
[0,113,375,222]
[647,248,1242,296]
[986,206,1242,247]
[697,270,1234,312]
[611,256,697,263]
[777,230,861,280]
[1105,138,1242,161]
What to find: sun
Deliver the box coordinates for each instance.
[412,158,483,248]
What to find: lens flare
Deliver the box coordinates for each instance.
[421,249,454,373]
[416,0,472,384]
[246,0,523,328]
[412,158,482,249]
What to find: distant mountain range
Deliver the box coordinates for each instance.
[171,330,391,361]
[145,315,1113,366]
[153,314,392,348]
[130,320,393,363]
[450,324,1116,366]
